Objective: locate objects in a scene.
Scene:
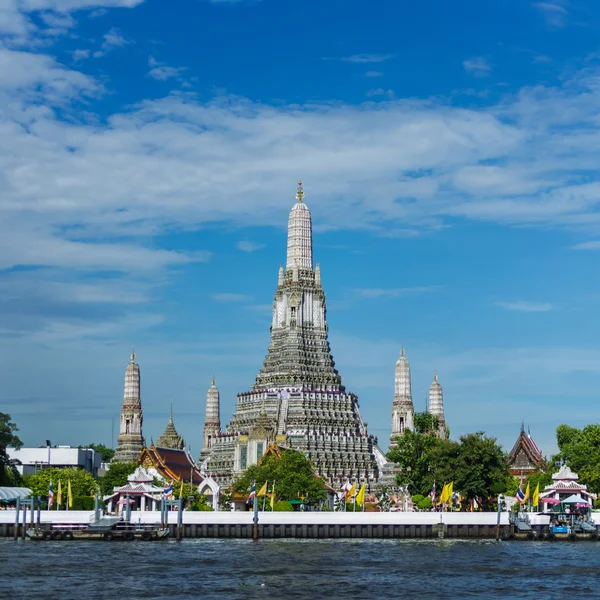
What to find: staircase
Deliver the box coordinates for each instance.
[277,392,289,435]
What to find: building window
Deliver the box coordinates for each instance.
[240,445,247,470]
[256,442,264,461]
[400,417,404,434]
[126,419,131,434]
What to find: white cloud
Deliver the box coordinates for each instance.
[93,27,129,57]
[237,240,265,252]
[365,71,383,77]
[571,241,600,250]
[534,1,568,28]
[495,301,554,312]
[147,56,186,81]
[341,54,393,64]
[211,293,252,302]
[71,48,90,61]
[463,57,491,77]
[0,0,144,39]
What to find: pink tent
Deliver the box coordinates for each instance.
[541,498,560,505]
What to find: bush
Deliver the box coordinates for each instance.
[411,494,425,505]
[417,497,432,510]
[273,500,293,512]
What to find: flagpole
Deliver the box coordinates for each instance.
[262,482,267,512]
[252,482,259,541]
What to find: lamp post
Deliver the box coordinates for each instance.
[46,440,51,468]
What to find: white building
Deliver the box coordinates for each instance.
[7,446,101,477]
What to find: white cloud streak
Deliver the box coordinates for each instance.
[463,56,491,76]
[495,301,554,312]
[237,240,265,252]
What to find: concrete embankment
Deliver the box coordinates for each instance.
[0,510,545,539]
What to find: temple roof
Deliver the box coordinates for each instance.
[552,464,578,481]
[156,406,185,450]
[138,445,203,485]
[508,425,547,473]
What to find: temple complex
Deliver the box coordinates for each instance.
[156,406,185,450]
[113,351,145,463]
[203,182,388,488]
[507,424,547,476]
[389,345,414,447]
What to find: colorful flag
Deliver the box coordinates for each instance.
[247,482,257,504]
[346,482,357,500]
[516,484,526,503]
[523,482,530,503]
[48,480,54,509]
[270,482,276,510]
[447,482,454,503]
[67,479,73,509]
[429,482,436,502]
[179,479,184,497]
[57,480,63,506]
[355,482,366,506]
[257,481,268,497]
[164,481,173,497]
[439,483,449,504]
[532,483,539,508]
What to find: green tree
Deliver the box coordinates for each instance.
[552,423,600,493]
[98,462,137,496]
[524,470,553,494]
[387,420,459,496]
[23,467,97,507]
[82,443,115,463]
[0,413,23,486]
[453,432,510,509]
[231,449,327,505]
[173,481,212,511]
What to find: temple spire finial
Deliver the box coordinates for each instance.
[130,346,135,362]
[400,342,405,357]
[212,375,216,386]
[296,180,304,203]
[169,402,173,423]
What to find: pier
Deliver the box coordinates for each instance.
[0,510,552,539]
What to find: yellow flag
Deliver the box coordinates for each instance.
[439,483,449,504]
[532,483,539,507]
[523,482,530,503]
[257,481,268,497]
[67,479,73,509]
[346,482,356,499]
[355,482,366,506]
[179,479,184,497]
[270,482,276,510]
[57,480,62,506]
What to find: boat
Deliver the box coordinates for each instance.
[25,515,170,541]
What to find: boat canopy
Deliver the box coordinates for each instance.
[0,487,32,501]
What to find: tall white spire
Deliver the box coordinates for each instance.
[114,349,144,463]
[200,378,221,460]
[286,181,313,270]
[390,344,414,446]
[429,373,447,437]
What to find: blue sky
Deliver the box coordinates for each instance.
[1,0,600,459]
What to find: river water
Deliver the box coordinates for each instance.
[1,538,598,599]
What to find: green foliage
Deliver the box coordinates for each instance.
[173,482,213,511]
[273,500,293,512]
[417,496,432,510]
[552,423,600,493]
[411,494,424,504]
[388,422,509,507]
[524,471,552,492]
[23,467,97,505]
[414,412,441,435]
[0,413,23,486]
[98,462,137,496]
[452,432,510,508]
[231,449,327,504]
[83,443,115,463]
[387,425,459,497]
[505,476,520,497]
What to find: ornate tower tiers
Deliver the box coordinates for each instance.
[429,373,447,438]
[205,183,383,486]
[114,351,145,463]
[390,345,415,447]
